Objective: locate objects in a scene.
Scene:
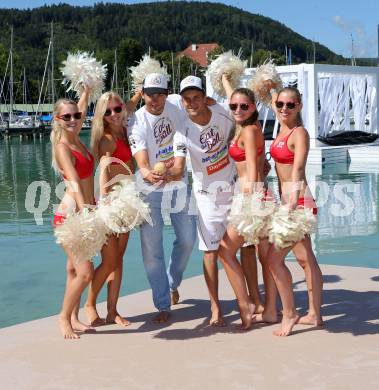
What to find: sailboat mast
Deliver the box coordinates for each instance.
[50,22,55,103]
[23,68,27,106]
[35,38,52,121]
[112,49,118,92]
[9,26,14,122]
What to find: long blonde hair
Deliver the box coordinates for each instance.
[91,91,125,160]
[50,98,77,172]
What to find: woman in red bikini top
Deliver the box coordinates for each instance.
[50,87,97,340]
[216,75,276,329]
[267,86,323,337]
[226,86,266,193]
[86,90,142,327]
[269,87,316,213]
[52,92,95,224]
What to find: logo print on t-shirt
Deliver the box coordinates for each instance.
[200,125,223,154]
[153,117,174,147]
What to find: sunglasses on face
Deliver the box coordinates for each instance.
[56,112,82,121]
[229,103,252,111]
[104,105,123,117]
[275,101,299,109]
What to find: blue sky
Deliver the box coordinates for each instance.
[1,0,378,58]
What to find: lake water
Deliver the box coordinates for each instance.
[1,134,379,328]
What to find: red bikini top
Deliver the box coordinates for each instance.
[269,127,297,165]
[59,142,94,179]
[111,138,132,165]
[229,142,263,162]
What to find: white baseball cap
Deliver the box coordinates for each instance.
[143,73,168,95]
[180,76,204,95]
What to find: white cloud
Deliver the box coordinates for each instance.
[332,15,349,31]
[332,15,376,57]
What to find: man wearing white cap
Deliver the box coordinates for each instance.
[128,73,196,323]
[170,75,236,326]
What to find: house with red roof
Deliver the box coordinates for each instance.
[179,43,220,67]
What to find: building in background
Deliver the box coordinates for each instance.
[179,43,219,67]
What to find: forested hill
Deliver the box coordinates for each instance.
[0,1,346,100]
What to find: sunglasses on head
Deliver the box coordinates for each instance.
[56,112,82,121]
[229,103,251,111]
[104,105,123,117]
[275,101,299,109]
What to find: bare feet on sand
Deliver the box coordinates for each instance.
[153,311,171,323]
[71,317,95,332]
[298,313,323,326]
[252,310,279,324]
[84,305,105,327]
[209,305,226,327]
[254,304,265,314]
[171,290,180,305]
[273,314,300,337]
[238,302,255,331]
[59,316,79,339]
[106,312,131,327]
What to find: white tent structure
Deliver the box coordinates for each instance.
[206,64,379,164]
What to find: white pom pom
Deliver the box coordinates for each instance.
[268,206,317,250]
[54,208,110,264]
[60,51,107,103]
[248,60,282,106]
[129,54,170,92]
[97,177,152,233]
[228,192,276,245]
[207,50,247,97]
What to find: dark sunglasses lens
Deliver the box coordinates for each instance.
[276,101,296,109]
[104,110,111,117]
[114,106,122,113]
[275,101,284,109]
[73,112,82,120]
[229,103,250,111]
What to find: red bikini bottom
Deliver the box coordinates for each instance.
[297,197,317,215]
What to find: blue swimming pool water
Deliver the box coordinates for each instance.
[1,135,378,328]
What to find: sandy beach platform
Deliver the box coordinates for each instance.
[1,263,378,389]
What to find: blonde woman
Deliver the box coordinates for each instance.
[216,75,278,329]
[51,86,95,339]
[268,87,323,336]
[85,90,141,326]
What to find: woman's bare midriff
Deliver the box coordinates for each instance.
[235,154,266,190]
[56,176,95,215]
[275,163,313,199]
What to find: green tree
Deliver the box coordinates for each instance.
[118,38,144,69]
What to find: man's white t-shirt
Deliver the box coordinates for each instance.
[128,100,188,191]
[173,103,236,193]
[166,93,184,111]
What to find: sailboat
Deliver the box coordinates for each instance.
[0,27,44,136]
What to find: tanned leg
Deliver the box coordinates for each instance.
[240,245,264,313]
[267,245,299,336]
[106,233,131,326]
[59,251,94,339]
[218,226,255,330]
[85,236,118,326]
[292,237,323,326]
[253,239,279,323]
[203,251,225,327]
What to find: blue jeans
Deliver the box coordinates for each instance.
[140,186,197,312]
